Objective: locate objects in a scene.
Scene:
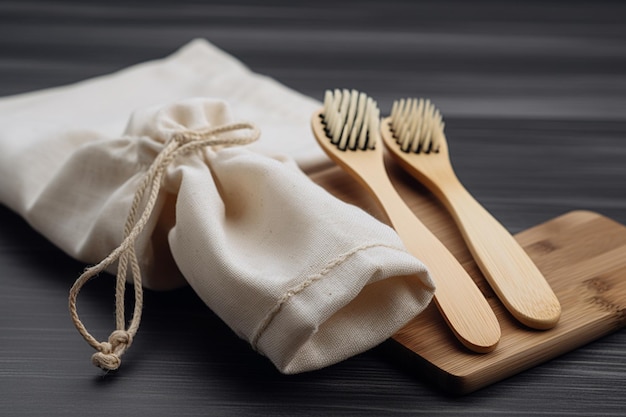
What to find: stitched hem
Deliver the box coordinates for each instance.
[249,242,412,351]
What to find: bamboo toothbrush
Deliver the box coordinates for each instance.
[381,98,561,330]
[311,89,500,353]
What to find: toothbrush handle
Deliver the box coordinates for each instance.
[310,110,499,352]
[361,170,501,352]
[433,176,561,329]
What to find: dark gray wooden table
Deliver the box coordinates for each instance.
[1,1,625,415]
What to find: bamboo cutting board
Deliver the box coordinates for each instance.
[309,159,626,395]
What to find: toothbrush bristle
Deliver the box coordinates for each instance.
[321,89,380,151]
[389,98,444,153]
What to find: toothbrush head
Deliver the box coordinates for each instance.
[320,89,380,151]
[388,98,445,154]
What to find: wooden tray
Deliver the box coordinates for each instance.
[309,159,626,395]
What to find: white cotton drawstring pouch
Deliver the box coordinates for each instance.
[0,39,435,374]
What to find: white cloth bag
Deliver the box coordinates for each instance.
[0,40,435,374]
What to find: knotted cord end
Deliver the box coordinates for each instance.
[91,330,133,371]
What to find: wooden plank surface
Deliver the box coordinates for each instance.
[394,211,626,394]
[1,0,626,415]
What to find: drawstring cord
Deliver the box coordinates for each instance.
[68,122,260,371]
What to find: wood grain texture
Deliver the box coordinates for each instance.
[1,0,625,415]
[393,210,626,395]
